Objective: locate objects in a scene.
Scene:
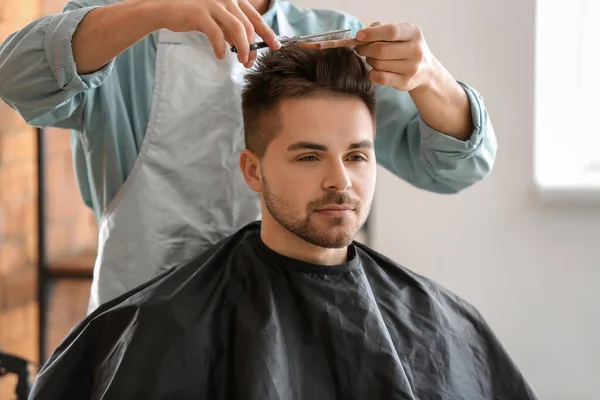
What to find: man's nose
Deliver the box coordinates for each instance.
[323,161,352,192]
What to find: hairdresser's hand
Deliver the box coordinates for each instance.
[354,22,436,91]
[148,0,281,66]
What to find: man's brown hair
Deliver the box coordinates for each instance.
[241,44,376,157]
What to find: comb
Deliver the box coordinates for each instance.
[230,29,352,53]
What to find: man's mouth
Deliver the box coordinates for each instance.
[314,204,355,216]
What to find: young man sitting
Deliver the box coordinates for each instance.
[29,44,537,400]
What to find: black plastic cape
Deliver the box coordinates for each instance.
[30,222,537,400]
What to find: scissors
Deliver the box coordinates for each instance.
[230,29,352,53]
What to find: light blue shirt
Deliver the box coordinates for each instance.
[0,0,496,221]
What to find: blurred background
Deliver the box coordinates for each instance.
[1,0,599,399]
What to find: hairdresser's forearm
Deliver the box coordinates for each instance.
[409,58,473,141]
[73,0,160,74]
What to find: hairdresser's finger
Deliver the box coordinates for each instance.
[200,17,227,60]
[356,41,415,60]
[366,57,417,76]
[356,22,421,43]
[239,0,281,49]
[369,69,416,91]
[227,1,256,63]
[214,7,250,62]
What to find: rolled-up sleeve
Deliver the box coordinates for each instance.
[374,82,497,194]
[44,6,114,91]
[0,3,114,129]
[417,82,497,192]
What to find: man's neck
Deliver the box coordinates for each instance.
[250,0,272,15]
[260,215,350,265]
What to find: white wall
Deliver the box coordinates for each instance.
[293,0,600,398]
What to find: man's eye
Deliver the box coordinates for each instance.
[348,155,368,162]
[298,155,319,162]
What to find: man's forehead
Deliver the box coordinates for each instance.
[272,96,374,147]
[276,131,375,153]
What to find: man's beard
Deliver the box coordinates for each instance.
[261,173,370,249]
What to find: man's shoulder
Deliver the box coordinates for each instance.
[355,242,484,321]
[280,1,366,33]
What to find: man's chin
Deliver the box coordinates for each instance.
[304,224,358,249]
[311,212,356,226]
[317,234,355,249]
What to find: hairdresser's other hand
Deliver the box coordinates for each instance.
[354,21,436,91]
[147,0,281,66]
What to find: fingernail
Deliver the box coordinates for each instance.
[274,38,281,47]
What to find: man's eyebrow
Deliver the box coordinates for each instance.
[287,140,374,152]
[287,142,327,151]
[348,140,373,150]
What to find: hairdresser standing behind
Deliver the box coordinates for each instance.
[0,0,496,314]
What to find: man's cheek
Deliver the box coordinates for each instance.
[354,175,375,194]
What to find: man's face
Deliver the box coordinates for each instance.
[259,96,376,248]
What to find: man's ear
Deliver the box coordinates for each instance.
[239,149,263,192]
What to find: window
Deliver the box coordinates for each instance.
[534,0,600,202]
